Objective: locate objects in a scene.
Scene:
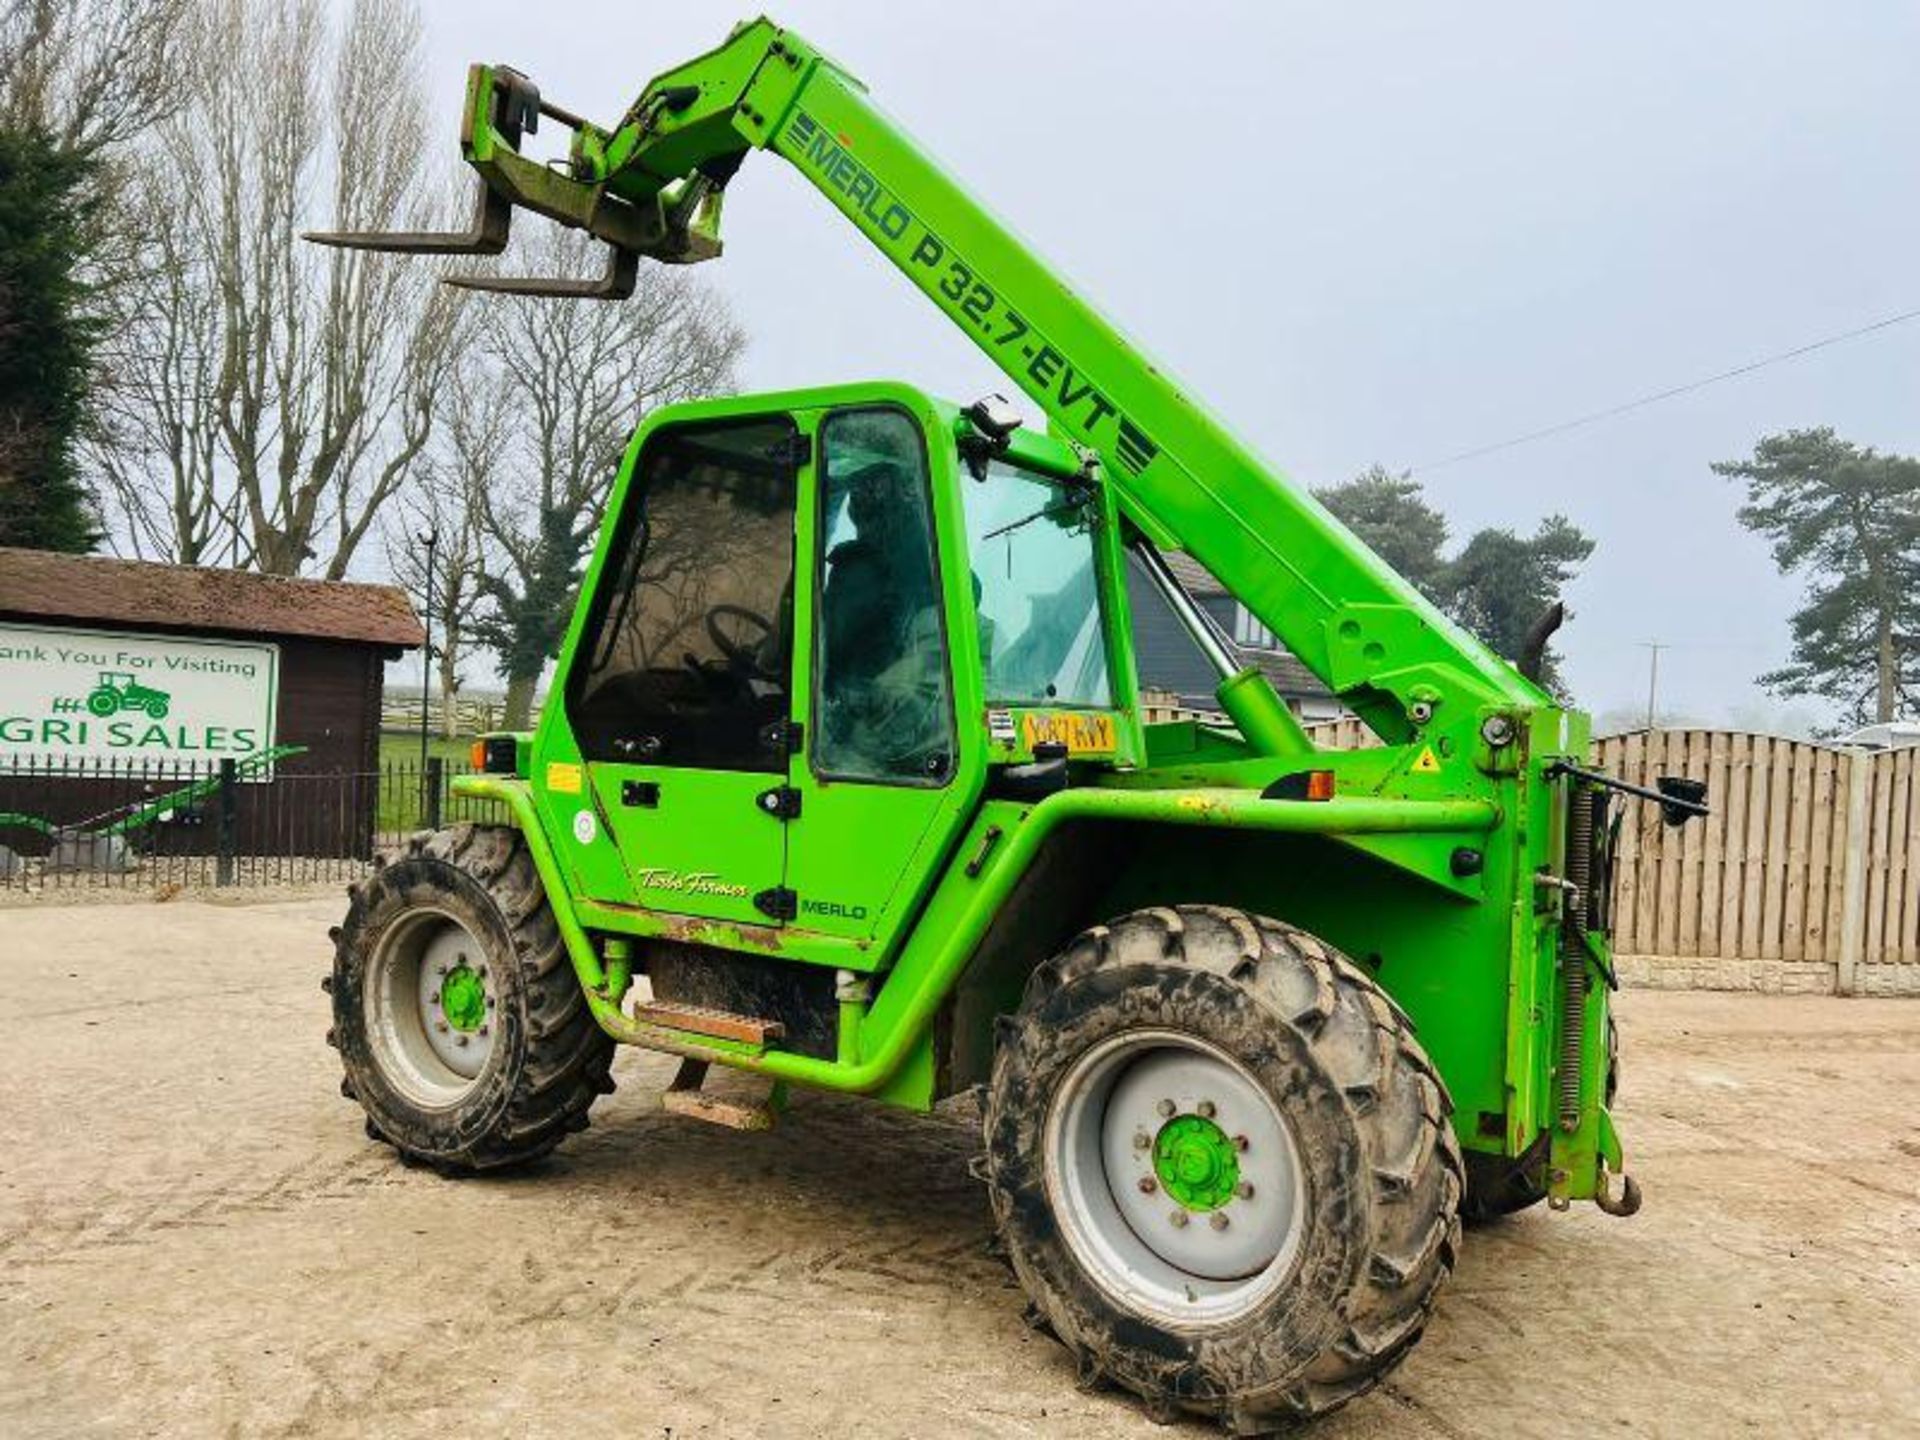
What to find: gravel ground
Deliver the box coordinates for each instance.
[3,897,1917,1438]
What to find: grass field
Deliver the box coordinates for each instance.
[376,730,476,768]
[371,730,518,833]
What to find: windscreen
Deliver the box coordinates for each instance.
[960,460,1112,708]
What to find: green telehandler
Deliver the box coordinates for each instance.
[311,18,1703,1431]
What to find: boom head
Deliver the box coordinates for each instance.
[304,45,754,298]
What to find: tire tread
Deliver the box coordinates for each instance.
[332,822,615,1172]
[987,903,1461,1433]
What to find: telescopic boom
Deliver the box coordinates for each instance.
[310,17,1550,741]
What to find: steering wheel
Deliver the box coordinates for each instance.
[705,603,776,676]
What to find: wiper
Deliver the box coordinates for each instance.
[982,498,1086,542]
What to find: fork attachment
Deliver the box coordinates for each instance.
[302,66,539,257]
[301,62,725,298]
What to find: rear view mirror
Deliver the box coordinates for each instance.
[1656,775,1708,828]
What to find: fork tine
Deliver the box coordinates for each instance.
[444,244,638,300]
[304,178,512,257]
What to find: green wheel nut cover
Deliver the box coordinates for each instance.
[1153,1113,1241,1212]
[439,963,487,1033]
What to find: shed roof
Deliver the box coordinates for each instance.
[0,548,424,649]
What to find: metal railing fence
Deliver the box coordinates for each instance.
[0,757,508,893]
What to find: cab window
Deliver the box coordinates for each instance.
[569,417,797,770]
[813,409,955,783]
[961,460,1112,708]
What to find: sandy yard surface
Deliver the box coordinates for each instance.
[2,896,1917,1437]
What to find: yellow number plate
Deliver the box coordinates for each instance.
[1020,711,1117,754]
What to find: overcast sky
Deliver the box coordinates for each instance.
[412,1,1920,727]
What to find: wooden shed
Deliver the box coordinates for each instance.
[0,547,422,859]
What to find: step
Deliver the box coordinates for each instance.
[634,1000,785,1048]
[658,1058,780,1132]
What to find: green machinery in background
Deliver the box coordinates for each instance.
[310,18,1703,1431]
[0,744,306,873]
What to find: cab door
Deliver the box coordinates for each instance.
[783,404,971,947]
[564,414,802,927]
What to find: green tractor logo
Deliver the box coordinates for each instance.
[57,671,173,720]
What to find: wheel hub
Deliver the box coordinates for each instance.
[1046,1032,1307,1324]
[413,927,496,1080]
[1154,1113,1240,1212]
[365,910,499,1101]
[439,963,487,1032]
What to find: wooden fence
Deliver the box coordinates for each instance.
[1139,688,1225,725]
[1292,719,1916,996]
[1598,730,1916,995]
[380,692,525,737]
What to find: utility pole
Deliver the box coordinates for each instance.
[418,528,438,774]
[1639,641,1666,731]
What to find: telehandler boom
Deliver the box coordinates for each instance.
[314,18,1697,1431]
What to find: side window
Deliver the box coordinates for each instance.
[814,409,955,783]
[569,417,797,771]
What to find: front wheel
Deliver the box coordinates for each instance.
[326,824,615,1171]
[984,906,1461,1433]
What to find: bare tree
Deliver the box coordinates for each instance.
[99,0,466,577]
[382,377,503,736]
[466,227,746,726]
[91,160,223,562]
[0,0,194,160]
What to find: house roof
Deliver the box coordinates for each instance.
[1155,550,1332,700]
[1162,550,1224,595]
[1245,648,1326,698]
[0,548,424,649]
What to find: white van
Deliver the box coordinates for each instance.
[1837,721,1920,751]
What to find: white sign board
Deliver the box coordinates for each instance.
[0,623,280,779]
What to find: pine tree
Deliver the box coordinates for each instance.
[1438,516,1593,690]
[0,128,100,552]
[1715,428,1920,725]
[1316,469,1593,689]
[1314,465,1450,593]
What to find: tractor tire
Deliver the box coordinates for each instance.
[1459,1012,1618,1224]
[983,905,1461,1434]
[86,690,117,717]
[327,823,615,1172]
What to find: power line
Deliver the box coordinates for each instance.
[1411,304,1920,475]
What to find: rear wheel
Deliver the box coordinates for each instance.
[327,824,615,1172]
[984,905,1461,1433]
